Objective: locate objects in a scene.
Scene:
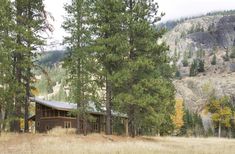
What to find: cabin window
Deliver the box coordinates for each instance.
[64,121,71,128]
[92,122,99,132]
[55,110,58,117]
[37,105,40,110]
[37,122,40,127]
[60,111,65,117]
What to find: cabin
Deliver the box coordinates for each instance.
[29,97,128,135]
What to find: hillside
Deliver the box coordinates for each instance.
[161,11,235,115]
[34,50,68,101]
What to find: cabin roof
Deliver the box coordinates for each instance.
[29,97,127,118]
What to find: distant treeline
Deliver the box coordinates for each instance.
[158,10,235,30]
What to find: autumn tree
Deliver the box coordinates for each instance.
[172,99,184,134]
[207,96,233,138]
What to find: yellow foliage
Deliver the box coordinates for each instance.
[31,88,40,96]
[172,99,184,129]
[207,96,233,128]
[20,118,24,130]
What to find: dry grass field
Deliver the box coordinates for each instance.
[0,130,235,154]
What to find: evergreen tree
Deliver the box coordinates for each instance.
[189,59,204,76]
[175,69,181,79]
[180,109,204,136]
[63,0,96,135]
[182,51,189,67]
[90,0,128,135]
[197,59,205,72]
[188,49,192,58]
[0,0,15,134]
[211,54,217,65]
[12,0,52,132]
[113,0,175,137]
[189,59,198,76]
[182,58,189,67]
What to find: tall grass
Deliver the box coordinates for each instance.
[0,132,235,154]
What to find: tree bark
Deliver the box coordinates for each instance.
[127,0,136,138]
[128,105,135,137]
[218,121,221,138]
[12,0,23,133]
[0,105,2,136]
[2,109,7,131]
[106,79,112,135]
[24,67,30,132]
[76,59,81,135]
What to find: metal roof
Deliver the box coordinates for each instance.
[29,97,127,118]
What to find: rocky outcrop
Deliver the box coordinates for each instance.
[174,73,235,113]
[215,16,235,47]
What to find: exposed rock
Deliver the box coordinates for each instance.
[215,16,235,47]
[187,32,217,49]
[174,73,235,113]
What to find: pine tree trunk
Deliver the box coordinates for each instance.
[106,79,112,135]
[229,128,232,138]
[2,109,7,131]
[83,118,87,136]
[128,0,135,138]
[76,115,80,134]
[128,105,135,137]
[15,52,22,133]
[76,58,81,135]
[0,105,2,136]
[13,0,23,133]
[218,121,221,138]
[24,68,30,133]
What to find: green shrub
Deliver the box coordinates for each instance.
[175,70,181,79]
[230,47,235,58]
[211,54,216,65]
[190,59,198,76]
[182,59,189,67]
[197,59,205,72]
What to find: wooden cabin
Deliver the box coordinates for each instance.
[29,97,128,134]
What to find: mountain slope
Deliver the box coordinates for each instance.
[163,11,235,114]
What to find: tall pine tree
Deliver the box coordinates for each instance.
[11,0,52,132]
[0,0,15,135]
[91,0,128,135]
[63,0,97,135]
[113,0,175,137]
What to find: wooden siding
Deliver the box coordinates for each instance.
[35,103,107,133]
